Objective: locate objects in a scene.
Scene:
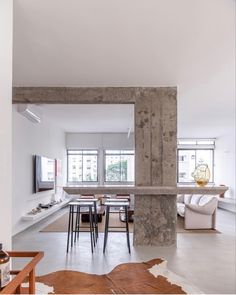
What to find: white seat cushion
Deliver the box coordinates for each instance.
[198,195,215,206]
[184,194,192,204]
[190,194,203,205]
[177,203,185,217]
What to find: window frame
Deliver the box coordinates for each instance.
[104,149,135,184]
[67,149,99,183]
[177,148,215,184]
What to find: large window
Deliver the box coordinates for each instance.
[67,150,98,182]
[105,150,135,182]
[177,139,214,183]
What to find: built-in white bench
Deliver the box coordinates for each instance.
[21,199,70,222]
[218,198,236,213]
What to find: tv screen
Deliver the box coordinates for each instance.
[34,155,55,193]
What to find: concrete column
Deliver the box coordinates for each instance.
[134,88,177,246]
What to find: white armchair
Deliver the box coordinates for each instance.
[177,195,218,229]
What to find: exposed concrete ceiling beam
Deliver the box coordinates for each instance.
[12,87,177,104]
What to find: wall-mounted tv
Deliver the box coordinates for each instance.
[34,155,55,193]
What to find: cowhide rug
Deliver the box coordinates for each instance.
[23,259,203,294]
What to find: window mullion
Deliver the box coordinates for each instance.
[82,154,84,182]
[120,155,122,182]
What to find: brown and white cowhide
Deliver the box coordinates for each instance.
[23,259,203,294]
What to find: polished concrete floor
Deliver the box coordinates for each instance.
[13,208,236,294]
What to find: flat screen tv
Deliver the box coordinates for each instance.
[34,155,55,193]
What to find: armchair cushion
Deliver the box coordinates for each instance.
[190,194,203,205]
[184,194,192,204]
[198,195,215,206]
[185,199,217,215]
[177,203,185,217]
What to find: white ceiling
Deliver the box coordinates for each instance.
[13,0,235,137]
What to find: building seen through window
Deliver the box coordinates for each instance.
[67,150,98,182]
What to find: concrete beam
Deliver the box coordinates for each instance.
[12,86,177,104]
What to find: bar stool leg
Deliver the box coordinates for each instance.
[103,205,110,253]
[93,220,96,248]
[89,206,94,253]
[92,213,96,248]
[94,202,98,242]
[125,206,131,253]
[74,205,79,243]
[66,205,72,253]
[71,205,74,248]
[77,205,80,240]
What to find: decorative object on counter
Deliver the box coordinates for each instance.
[27,200,63,216]
[0,244,10,289]
[28,208,42,215]
[192,164,210,187]
[38,203,52,209]
[38,200,60,209]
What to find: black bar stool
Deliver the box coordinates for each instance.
[77,198,99,242]
[66,201,95,253]
[103,201,131,254]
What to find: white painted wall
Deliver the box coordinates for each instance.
[66,133,134,150]
[12,106,66,235]
[215,130,236,200]
[66,133,134,185]
[0,0,13,249]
